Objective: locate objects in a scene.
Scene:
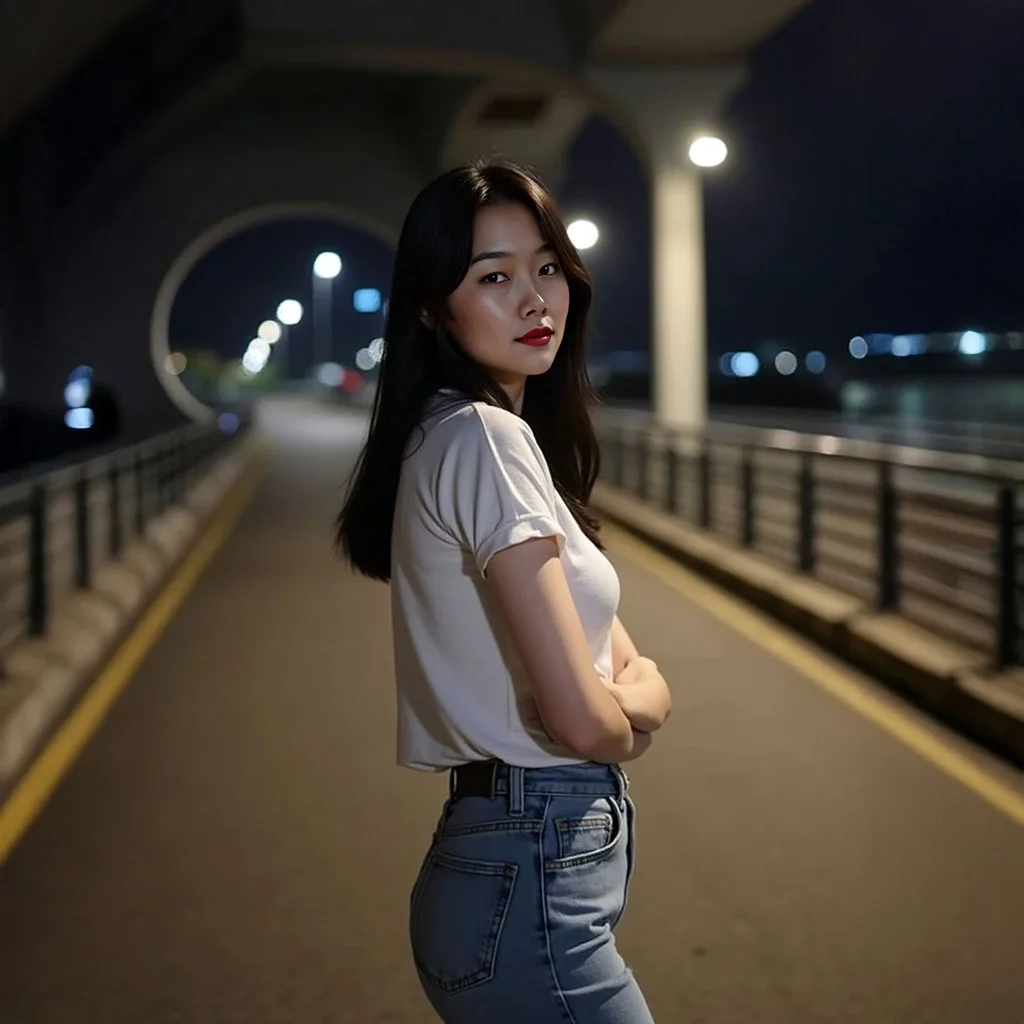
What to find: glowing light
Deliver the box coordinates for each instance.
[277,299,303,326]
[353,288,382,313]
[242,350,267,375]
[959,330,986,356]
[258,320,282,343]
[64,379,90,408]
[313,252,342,280]
[774,351,798,376]
[164,352,187,375]
[247,338,271,360]
[316,362,343,386]
[805,351,827,374]
[368,337,385,362]
[731,352,760,378]
[355,348,376,371]
[218,412,240,434]
[849,336,869,359]
[567,220,599,250]
[688,136,728,168]
[64,407,94,430]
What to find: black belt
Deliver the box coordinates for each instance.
[449,759,501,800]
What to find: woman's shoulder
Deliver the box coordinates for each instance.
[425,392,535,449]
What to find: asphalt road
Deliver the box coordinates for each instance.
[1,396,1021,1023]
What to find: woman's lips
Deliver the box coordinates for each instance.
[516,327,553,346]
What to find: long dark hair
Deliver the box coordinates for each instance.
[335,159,603,582]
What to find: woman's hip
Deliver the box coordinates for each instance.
[408,760,651,1023]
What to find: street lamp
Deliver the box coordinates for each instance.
[275,300,303,379]
[688,135,728,168]
[312,251,342,367]
[277,299,303,326]
[567,220,599,250]
[258,319,282,344]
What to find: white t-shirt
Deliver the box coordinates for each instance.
[390,391,621,771]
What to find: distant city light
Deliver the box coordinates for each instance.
[731,351,760,378]
[775,351,798,376]
[248,338,271,360]
[849,336,869,359]
[353,288,383,313]
[164,352,187,376]
[277,299,303,326]
[355,348,376,371]
[891,336,912,357]
[368,337,385,362]
[64,407,94,430]
[959,330,986,356]
[805,351,827,374]
[64,366,93,409]
[258,320,282,343]
[218,412,240,434]
[567,220,599,250]
[313,252,343,280]
[64,379,90,408]
[242,349,267,375]
[316,362,344,386]
[688,136,728,168]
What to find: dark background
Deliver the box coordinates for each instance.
[170,0,1024,405]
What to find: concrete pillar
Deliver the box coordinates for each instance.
[587,66,745,430]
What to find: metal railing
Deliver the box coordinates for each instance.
[596,421,1024,670]
[0,420,248,664]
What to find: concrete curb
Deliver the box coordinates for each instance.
[0,433,266,801]
[592,482,1024,767]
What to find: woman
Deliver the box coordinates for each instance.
[336,160,672,1023]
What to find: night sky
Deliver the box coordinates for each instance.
[706,0,1024,352]
[170,220,394,370]
[171,0,1024,396]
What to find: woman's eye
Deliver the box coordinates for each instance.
[481,271,508,284]
[539,262,560,276]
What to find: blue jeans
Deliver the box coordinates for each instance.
[409,761,655,1023]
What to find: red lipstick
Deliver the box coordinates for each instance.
[516,327,553,346]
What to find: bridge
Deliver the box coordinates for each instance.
[2,396,1023,1021]
[1,2,1023,1020]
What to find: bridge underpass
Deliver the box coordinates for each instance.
[0,396,1021,1023]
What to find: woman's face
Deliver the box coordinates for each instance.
[442,202,570,406]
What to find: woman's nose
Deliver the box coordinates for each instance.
[520,289,547,318]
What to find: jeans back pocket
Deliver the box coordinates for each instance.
[409,851,517,994]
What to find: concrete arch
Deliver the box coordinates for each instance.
[36,105,421,438]
[152,201,397,422]
[440,70,655,194]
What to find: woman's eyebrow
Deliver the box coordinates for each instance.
[469,242,555,266]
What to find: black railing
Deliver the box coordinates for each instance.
[0,420,247,661]
[596,421,1024,671]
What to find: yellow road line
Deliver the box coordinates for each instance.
[603,522,1024,829]
[0,455,265,866]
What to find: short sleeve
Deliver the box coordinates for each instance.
[436,407,566,576]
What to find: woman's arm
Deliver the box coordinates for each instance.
[606,617,672,733]
[610,615,640,679]
[486,537,647,763]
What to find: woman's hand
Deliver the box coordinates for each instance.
[602,657,672,734]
